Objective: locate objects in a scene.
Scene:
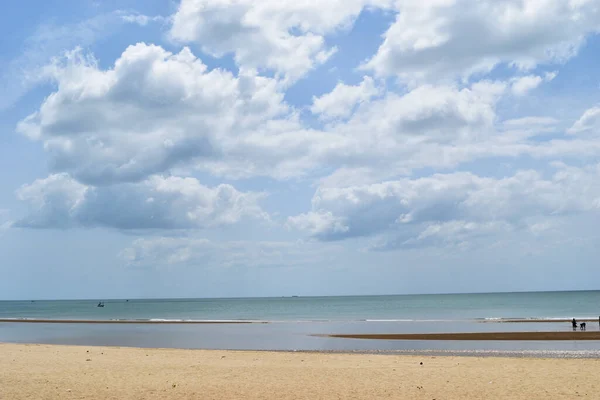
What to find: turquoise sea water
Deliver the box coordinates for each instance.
[2,291,600,355]
[2,291,600,322]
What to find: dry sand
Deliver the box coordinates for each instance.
[1,343,599,399]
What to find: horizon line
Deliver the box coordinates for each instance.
[2,288,599,302]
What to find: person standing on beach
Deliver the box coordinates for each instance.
[572,318,577,331]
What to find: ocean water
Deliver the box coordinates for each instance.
[2,291,600,322]
[2,291,600,354]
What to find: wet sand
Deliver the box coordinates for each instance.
[326,331,600,340]
[488,318,600,323]
[2,343,599,399]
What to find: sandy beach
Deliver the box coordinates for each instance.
[1,343,599,399]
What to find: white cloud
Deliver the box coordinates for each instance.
[310,94,600,183]
[0,209,12,234]
[311,76,381,120]
[27,35,600,193]
[330,81,505,146]
[202,81,510,180]
[119,13,166,26]
[287,211,349,238]
[510,75,542,96]
[15,174,267,230]
[120,237,341,268]
[169,0,392,82]
[204,79,600,182]
[503,117,559,128]
[17,43,289,185]
[568,106,600,134]
[499,116,560,142]
[289,163,600,248]
[370,220,512,251]
[13,13,600,239]
[510,72,557,96]
[366,0,600,82]
[19,42,521,186]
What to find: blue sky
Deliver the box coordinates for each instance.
[2,0,600,300]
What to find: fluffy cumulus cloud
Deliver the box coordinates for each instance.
[15,40,600,233]
[289,164,600,249]
[332,81,505,144]
[510,72,557,96]
[212,80,515,181]
[305,80,512,184]
[17,43,290,185]
[170,0,392,82]
[311,76,381,120]
[366,0,600,82]
[11,0,600,262]
[15,174,266,230]
[120,237,340,268]
[17,42,517,187]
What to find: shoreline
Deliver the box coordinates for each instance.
[325,331,600,341]
[484,318,600,323]
[1,317,598,324]
[0,318,264,324]
[3,342,600,359]
[2,343,599,399]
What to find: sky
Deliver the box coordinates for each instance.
[2,0,600,300]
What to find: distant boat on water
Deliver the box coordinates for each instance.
[97,302,105,308]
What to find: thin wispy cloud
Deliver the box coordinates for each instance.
[1,12,135,110]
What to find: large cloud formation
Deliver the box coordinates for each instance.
[17,43,520,186]
[289,163,600,249]
[17,44,288,185]
[366,0,600,82]
[170,0,392,82]
[15,174,266,230]
[12,0,600,253]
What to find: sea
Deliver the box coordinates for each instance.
[2,291,600,356]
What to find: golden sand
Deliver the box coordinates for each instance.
[1,343,599,399]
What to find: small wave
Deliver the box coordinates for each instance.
[365,319,415,322]
[0,317,36,321]
[149,319,184,322]
[148,318,267,323]
[364,319,456,322]
[0,318,265,324]
[266,319,337,324]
